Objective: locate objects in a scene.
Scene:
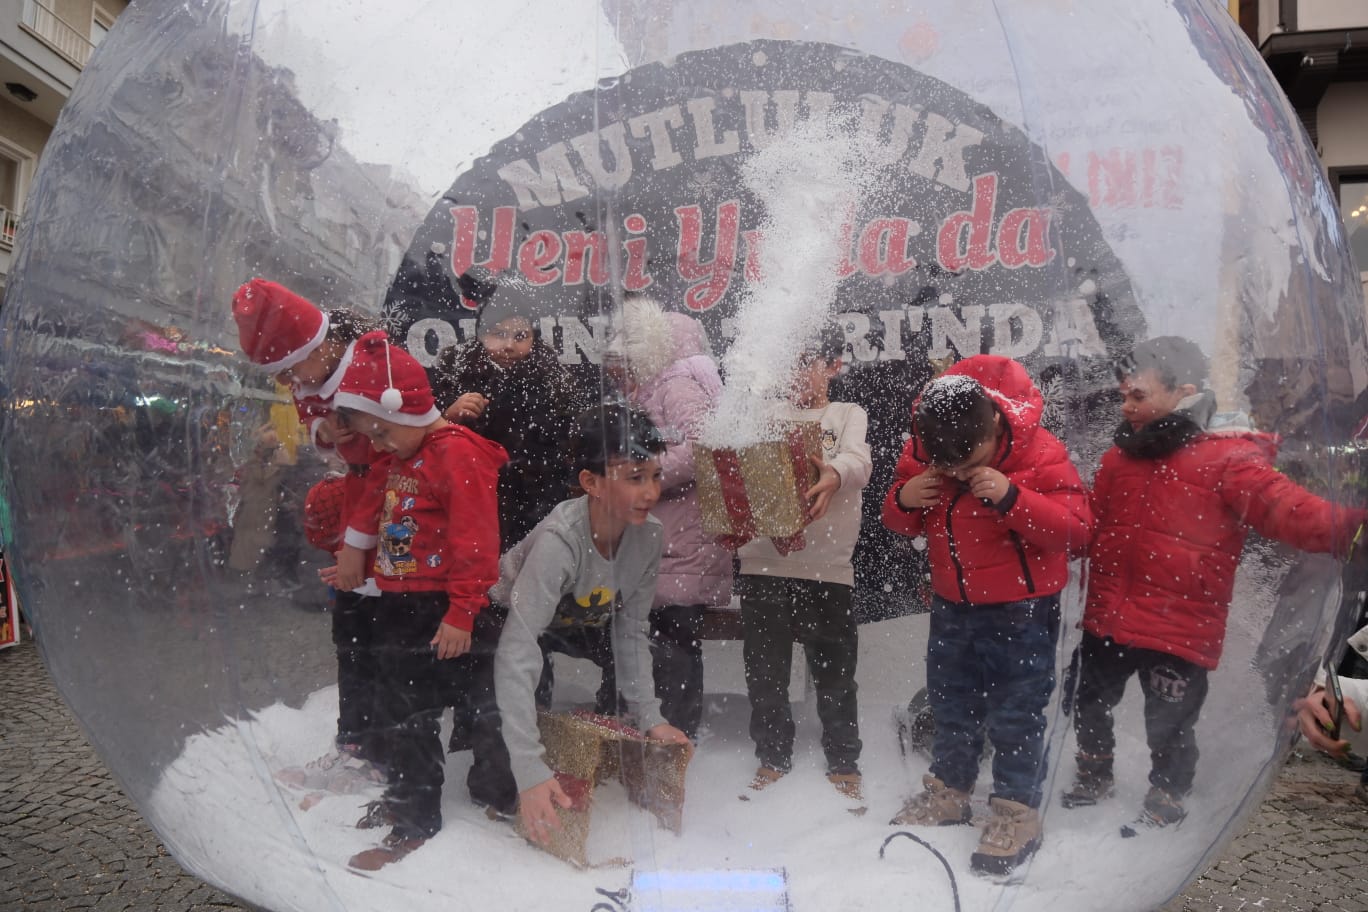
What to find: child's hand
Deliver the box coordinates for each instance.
[519,777,573,846]
[804,457,841,522]
[333,545,366,592]
[317,413,357,448]
[445,392,489,423]
[431,622,472,659]
[898,469,942,509]
[964,466,1011,504]
[645,723,694,757]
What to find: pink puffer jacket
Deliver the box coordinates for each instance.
[629,313,733,610]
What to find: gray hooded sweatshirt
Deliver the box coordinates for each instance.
[492,496,667,791]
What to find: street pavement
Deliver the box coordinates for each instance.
[3,633,1367,912]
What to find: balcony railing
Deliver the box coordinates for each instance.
[1,207,18,250]
[20,0,95,69]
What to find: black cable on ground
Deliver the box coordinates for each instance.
[879,830,962,912]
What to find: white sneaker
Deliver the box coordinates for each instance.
[275,746,385,793]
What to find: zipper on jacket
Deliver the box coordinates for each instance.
[945,490,970,603]
[1010,530,1036,594]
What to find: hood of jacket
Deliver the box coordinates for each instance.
[907,354,1044,471]
[637,313,718,394]
[427,423,510,472]
[607,299,714,384]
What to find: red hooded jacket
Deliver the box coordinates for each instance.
[344,425,508,630]
[1084,410,1366,670]
[881,355,1092,604]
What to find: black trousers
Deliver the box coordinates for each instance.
[650,604,706,739]
[1072,631,1210,797]
[373,591,470,839]
[536,623,620,715]
[740,575,861,774]
[332,589,383,764]
[534,605,707,738]
[463,603,519,816]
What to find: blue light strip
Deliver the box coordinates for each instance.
[632,869,787,894]
[637,906,787,912]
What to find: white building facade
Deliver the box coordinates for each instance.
[0,0,128,292]
[1243,0,1368,292]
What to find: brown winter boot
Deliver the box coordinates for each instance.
[888,774,972,826]
[347,830,429,871]
[970,796,1041,875]
[1060,752,1115,808]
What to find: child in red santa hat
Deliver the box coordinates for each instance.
[232,278,389,786]
[327,330,508,871]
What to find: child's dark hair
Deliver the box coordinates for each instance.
[914,374,998,467]
[804,320,848,364]
[570,403,667,476]
[327,309,381,344]
[1114,336,1208,389]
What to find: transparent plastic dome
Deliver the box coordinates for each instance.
[2,1,1365,910]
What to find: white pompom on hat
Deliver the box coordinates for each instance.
[333,330,440,427]
[232,277,329,371]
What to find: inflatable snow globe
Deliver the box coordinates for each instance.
[2,1,1364,910]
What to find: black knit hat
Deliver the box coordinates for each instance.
[461,267,540,335]
[805,320,849,363]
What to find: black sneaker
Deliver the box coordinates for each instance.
[1061,753,1114,809]
[1061,772,1115,809]
[355,799,396,830]
[1120,786,1186,837]
[470,796,516,821]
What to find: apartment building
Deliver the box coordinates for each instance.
[1240,0,1368,284]
[1,0,128,292]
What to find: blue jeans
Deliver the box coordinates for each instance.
[927,594,1060,807]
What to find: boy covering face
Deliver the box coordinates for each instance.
[882,354,1092,874]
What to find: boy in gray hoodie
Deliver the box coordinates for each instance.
[491,404,692,844]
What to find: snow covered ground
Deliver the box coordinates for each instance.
[145,579,1297,912]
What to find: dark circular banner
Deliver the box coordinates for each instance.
[384,38,1146,618]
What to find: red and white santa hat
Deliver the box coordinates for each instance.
[334,330,439,426]
[232,278,329,372]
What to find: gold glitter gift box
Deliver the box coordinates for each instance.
[693,421,822,542]
[516,710,693,867]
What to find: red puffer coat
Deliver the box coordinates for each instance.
[1085,424,1366,670]
[881,355,1092,604]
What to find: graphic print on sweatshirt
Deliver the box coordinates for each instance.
[549,586,621,629]
[376,487,420,577]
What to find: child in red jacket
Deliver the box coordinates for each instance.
[882,354,1092,875]
[232,278,386,779]
[327,331,507,871]
[1063,336,1367,835]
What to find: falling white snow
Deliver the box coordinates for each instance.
[702,120,876,449]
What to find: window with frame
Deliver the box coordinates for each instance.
[91,4,115,47]
[1339,173,1368,275]
[1,150,24,250]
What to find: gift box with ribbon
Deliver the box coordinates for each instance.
[692,421,822,552]
[517,710,693,867]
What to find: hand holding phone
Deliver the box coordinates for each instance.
[1322,663,1344,741]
